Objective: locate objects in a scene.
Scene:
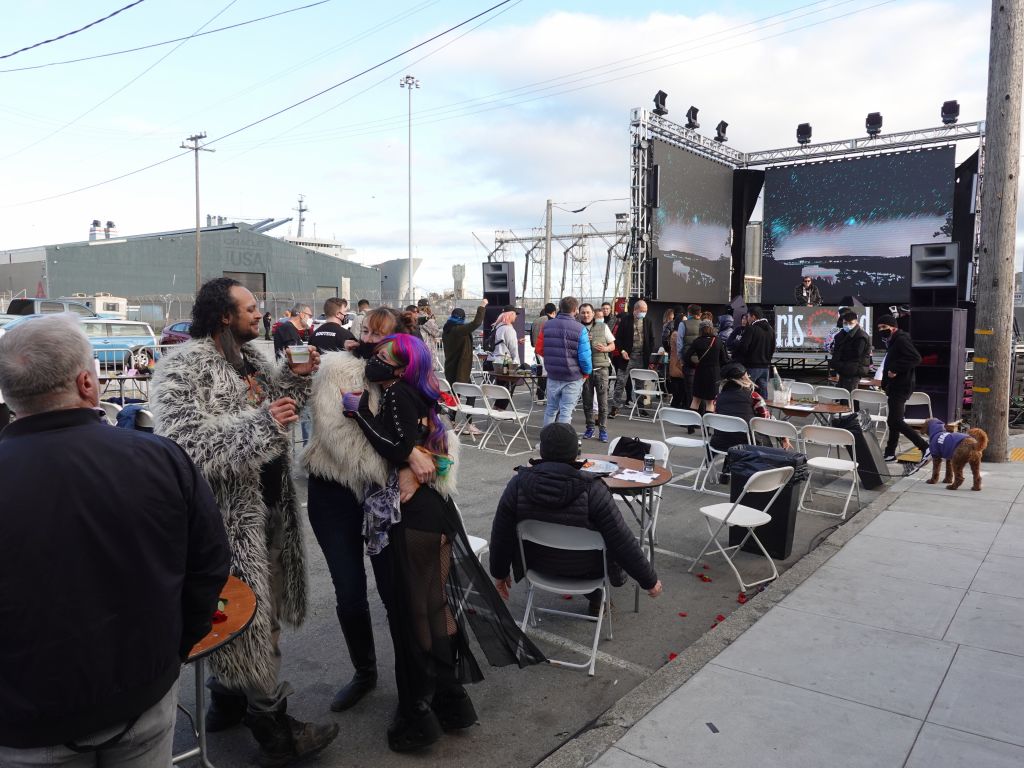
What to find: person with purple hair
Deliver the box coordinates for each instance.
[342,333,544,753]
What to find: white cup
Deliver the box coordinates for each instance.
[286,344,310,365]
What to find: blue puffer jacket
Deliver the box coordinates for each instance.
[538,313,592,382]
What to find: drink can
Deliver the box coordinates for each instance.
[643,454,655,474]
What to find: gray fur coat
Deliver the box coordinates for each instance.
[301,351,459,498]
[151,337,311,692]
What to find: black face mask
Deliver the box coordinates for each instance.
[878,328,893,340]
[365,356,399,382]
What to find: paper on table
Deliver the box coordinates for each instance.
[612,470,654,484]
[787,404,815,411]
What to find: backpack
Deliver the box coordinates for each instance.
[611,436,651,461]
[483,326,500,353]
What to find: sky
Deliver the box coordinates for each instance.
[0,0,1011,297]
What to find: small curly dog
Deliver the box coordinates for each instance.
[924,418,988,491]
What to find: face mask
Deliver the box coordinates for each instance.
[635,312,647,320]
[843,324,856,332]
[365,356,399,382]
[878,328,893,339]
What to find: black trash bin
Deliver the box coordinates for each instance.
[829,410,890,490]
[726,445,808,560]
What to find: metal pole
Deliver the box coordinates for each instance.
[400,75,419,304]
[543,199,553,305]
[973,0,1023,461]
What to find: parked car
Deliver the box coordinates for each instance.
[6,298,98,317]
[0,313,41,339]
[160,320,192,345]
[81,319,159,368]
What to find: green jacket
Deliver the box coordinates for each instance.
[583,320,614,368]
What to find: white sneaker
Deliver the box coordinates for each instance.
[466,424,483,437]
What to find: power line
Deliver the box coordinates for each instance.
[0,0,147,60]
[0,1,331,74]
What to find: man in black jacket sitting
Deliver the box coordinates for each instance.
[877,314,930,462]
[489,423,662,614]
[0,314,230,766]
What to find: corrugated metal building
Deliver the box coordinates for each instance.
[0,223,382,309]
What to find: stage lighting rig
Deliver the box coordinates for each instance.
[653,90,668,116]
[865,112,883,137]
[714,120,728,142]
[685,106,700,130]
[941,100,960,125]
[796,123,812,144]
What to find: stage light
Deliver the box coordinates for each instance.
[714,120,728,142]
[652,90,668,116]
[941,100,960,125]
[796,123,812,145]
[685,106,699,130]
[865,112,883,137]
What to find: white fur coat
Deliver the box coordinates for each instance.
[151,337,310,692]
[301,351,459,497]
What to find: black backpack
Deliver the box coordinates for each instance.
[611,436,651,461]
[483,326,499,353]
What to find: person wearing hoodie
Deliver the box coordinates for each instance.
[717,314,735,347]
[488,423,662,615]
[877,314,930,462]
[735,305,776,397]
[441,300,487,385]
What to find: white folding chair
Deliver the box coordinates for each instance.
[814,385,852,408]
[437,378,454,396]
[99,401,122,426]
[450,382,490,443]
[687,466,795,593]
[479,383,533,455]
[607,437,670,546]
[658,408,706,490]
[749,416,800,451]
[903,391,933,432]
[451,499,488,559]
[852,389,888,444]
[627,368,663,422]
[516,520,612,676]
[699,413,751,496]
[789,381,815,398]
[798,424,861,521]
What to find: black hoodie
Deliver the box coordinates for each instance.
[488,461,657,589]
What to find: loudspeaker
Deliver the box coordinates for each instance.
[647,164,660,208]
[482,261,516,307]
[911,243,959,288]
[909,307,967,423]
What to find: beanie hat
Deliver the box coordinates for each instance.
[539,423,579,463]
[721,361,747,381]
[876,314,898,327]
[451,307,466,320]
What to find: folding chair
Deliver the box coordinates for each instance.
[798,424,861,520]
[451,499,488,559]
[789,381,815,398]
[749,416,800,451]
[516,520,612,676]
[851,389,888,444]
[479,383,533,455]
[607,437,669,546]
[627,368,663,422]
[814,385,853,409]
[99,400,122,426]
[903,391,933,432]
[699,413,750,496]
[658,408,706,490]
[450,382,490,443]
[687,466,795,592]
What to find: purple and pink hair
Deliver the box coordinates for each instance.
[377,334,448,455]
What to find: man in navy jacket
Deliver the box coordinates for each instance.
[0,314,229,765]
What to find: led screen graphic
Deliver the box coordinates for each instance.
[761,146,955,305]
[652,140,733,304]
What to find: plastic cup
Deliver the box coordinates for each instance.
[286,344,310,365]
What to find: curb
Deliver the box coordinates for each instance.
[535,478,914,768]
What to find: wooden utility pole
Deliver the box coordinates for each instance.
[974,0,1023,461]
[181,132,214,293]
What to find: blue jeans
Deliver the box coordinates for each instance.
[747,367,769,399]
[544,378,584,426]
[307,475,369,620]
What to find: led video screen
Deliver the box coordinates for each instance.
[652,140,733,304]
[761,146,955,305]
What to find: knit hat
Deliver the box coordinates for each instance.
[539,423,579,463]
[451,307,466,320]
[876,314,898,327]
[721,361,747,381]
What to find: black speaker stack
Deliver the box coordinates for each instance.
[909,307,967,424]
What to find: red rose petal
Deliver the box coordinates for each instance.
[702,564,711,570]
[668,652,679,661]
[710,622,718,629]
[715,614,726,622]
[211,610,227,624]
[561,595,573,600]
[737,594,747,604]
[678,612,688,617]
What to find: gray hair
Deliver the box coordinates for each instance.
[0,314,94,415]
[290,303,309,316]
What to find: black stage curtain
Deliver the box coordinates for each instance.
[731,169,765,300]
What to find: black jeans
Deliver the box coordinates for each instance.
[307,475,369,621]
[884,391,929,455]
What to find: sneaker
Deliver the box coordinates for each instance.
[582,426,595,440]
[919,447,932,463]
[598,428,609,443]
[883,453,898,462]
[466,423,482,437]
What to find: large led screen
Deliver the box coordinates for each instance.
[761,146,955,305]
[652,140,733,304]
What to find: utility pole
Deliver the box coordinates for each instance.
[181,132,214,293]
[543,199,553,305]
[400,75,420,304]
[973,0,1023,461]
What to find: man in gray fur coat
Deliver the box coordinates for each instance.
[152,278,338,766]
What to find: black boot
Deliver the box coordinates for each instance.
[205,688,247,733]
[386,700,443,752]
[431,685,477,731]
[244,709,339,768]
[330,608,378,712]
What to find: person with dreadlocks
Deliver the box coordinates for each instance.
[342,333,544,753]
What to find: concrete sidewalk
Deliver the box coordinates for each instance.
[562,460,1024,768]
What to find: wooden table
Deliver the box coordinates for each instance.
[767,401,851,425]
[582,454,673,612]
[174,576,257,768]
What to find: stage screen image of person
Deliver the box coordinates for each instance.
[774,306,873,351]
[761,146,955,305]
[651,139,733,304]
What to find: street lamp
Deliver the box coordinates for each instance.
[399,74,420,304]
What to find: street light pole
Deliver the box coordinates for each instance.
[181,132,214,293]
[400,75,419,304]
